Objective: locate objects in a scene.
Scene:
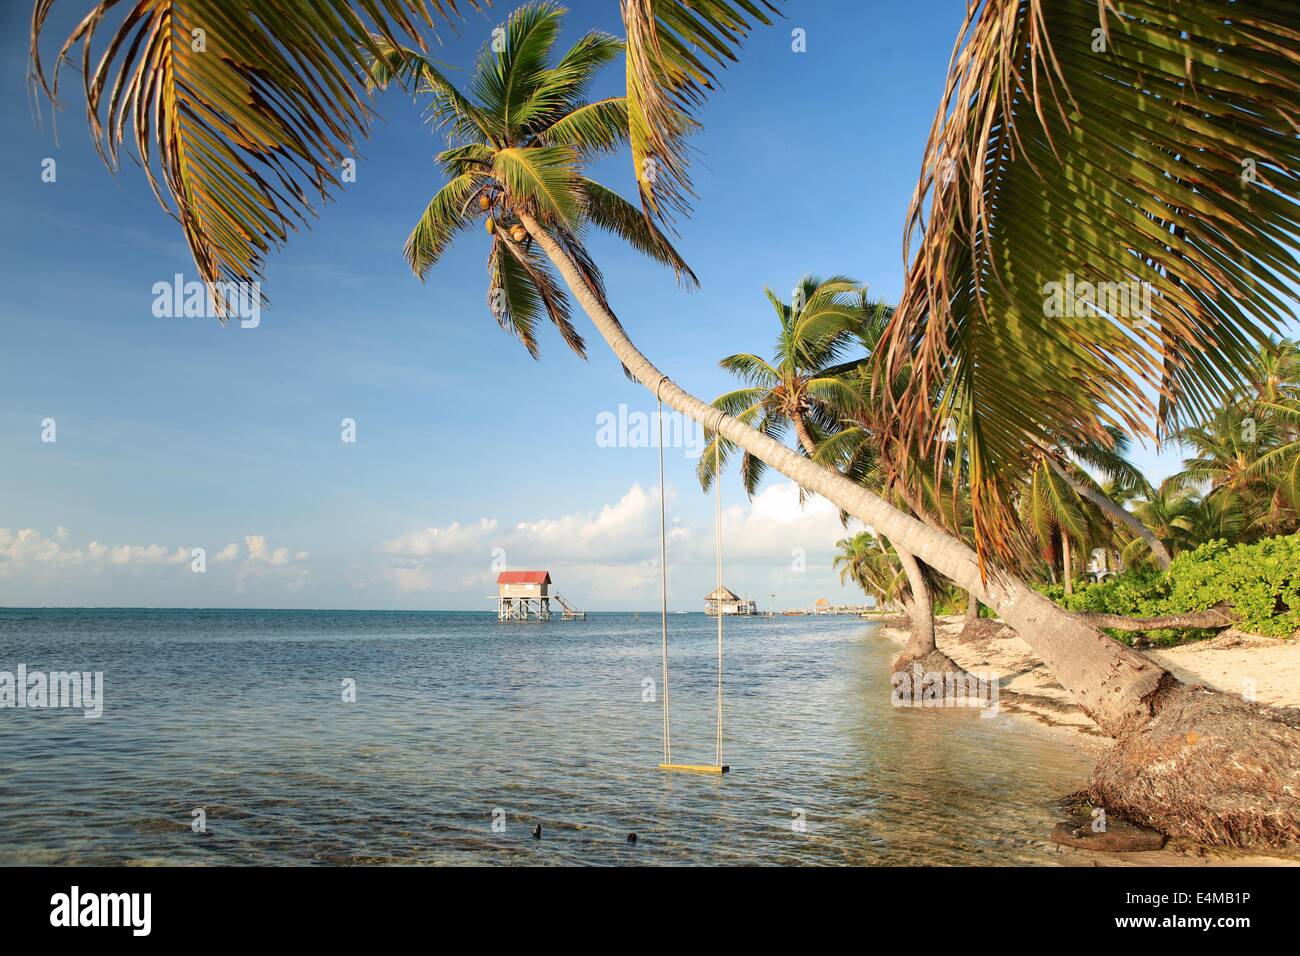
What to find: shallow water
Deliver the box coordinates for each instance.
[0,609,1102,865]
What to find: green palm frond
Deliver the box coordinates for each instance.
[539,98,630,154]
[436,144,497,177]
[884,0,1300,564]
[31,0,480,288]
[365,37,490,142]
[471,0,562,133]
[622,0,779,224]
[579,179,697,285]
[518,32,625,131]
[696,392,765,491]
[488,238,543,357]
[405,172,485,278]
[804,377,861,415]
[717,353,780,388]
[499,234,585,356]
[492,146,582,225]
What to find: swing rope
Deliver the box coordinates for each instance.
[656,376,727,774]
[714,431,724,769]
[656,384,672,765]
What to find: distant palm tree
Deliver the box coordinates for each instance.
[1024,429,1163,588]
[695,284,949,659]
[1172,340,1300,537]
[696,277,881,494]
[1124,480,1245,565]
[834,533,903,609]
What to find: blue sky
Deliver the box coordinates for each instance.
[0,1,1279,610]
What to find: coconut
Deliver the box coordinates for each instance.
[478,193,492,211]
[511,225,528,242]
[485,218,496,235]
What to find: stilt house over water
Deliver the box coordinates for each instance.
[496,570,585,621]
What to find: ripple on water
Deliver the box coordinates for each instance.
[0,609,1101,865]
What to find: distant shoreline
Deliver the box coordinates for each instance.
[0,606,877,615]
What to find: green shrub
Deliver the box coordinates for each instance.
[1034,532,1300,641]
[1164,534,1300,637]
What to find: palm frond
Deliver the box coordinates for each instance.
[883,0,1300,564]
[488,238,543,357]
[621,0,779,224]
[579,179,697,285]
[538,98,630,154]
[717,352,779,387]
[493,145,582,224]
[517,32,624,131]
[404,172,485,277]
[365,36,490,142]
[499,232,585,356]
[31,0,479,288]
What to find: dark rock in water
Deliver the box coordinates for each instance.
[531,824,542,839]
[626,832,637,844]
[1050,820,1167,852]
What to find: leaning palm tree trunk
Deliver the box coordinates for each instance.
[893,546,936,663]
[793,412,935,660]
[521,210,1300,848]
[519,209,1161,731]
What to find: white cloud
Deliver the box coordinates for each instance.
[0,528,188,573]
[235,534,310,591]
[377,519,499,558]
[0,528,311,594]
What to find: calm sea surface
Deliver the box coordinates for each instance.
[0,609,1102,865]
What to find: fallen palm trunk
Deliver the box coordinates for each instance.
[1077,606,1236,631]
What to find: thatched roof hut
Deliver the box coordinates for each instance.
[705,585,755,616]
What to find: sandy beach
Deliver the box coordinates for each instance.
[874,614,1300,866]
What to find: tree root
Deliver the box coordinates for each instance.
[892,646,969,679]
[1091,682,1300,849]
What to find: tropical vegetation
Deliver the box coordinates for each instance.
[31,0,1300,848]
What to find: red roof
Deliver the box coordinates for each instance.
[497,570,551,585]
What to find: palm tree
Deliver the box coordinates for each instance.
[1171,340,1300,538]
[1023,429,1163,588]
[1040,431,1171,570]
[834,533,904,611]
[365,5,696,361]
[34,0,1300,846]
[695,276,872,494]
[694,286,944,661]
[1021,457,1100,594]
[1123,479,1248,566]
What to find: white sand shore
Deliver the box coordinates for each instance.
[872,614,1300,866]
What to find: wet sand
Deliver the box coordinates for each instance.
[875,614,1300,866]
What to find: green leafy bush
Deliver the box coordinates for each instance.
[1035,533,1300,640]
[1163,534,1300,637]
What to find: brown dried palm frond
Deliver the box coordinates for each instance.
[881,0,1300,567]
[29,0,478,289]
